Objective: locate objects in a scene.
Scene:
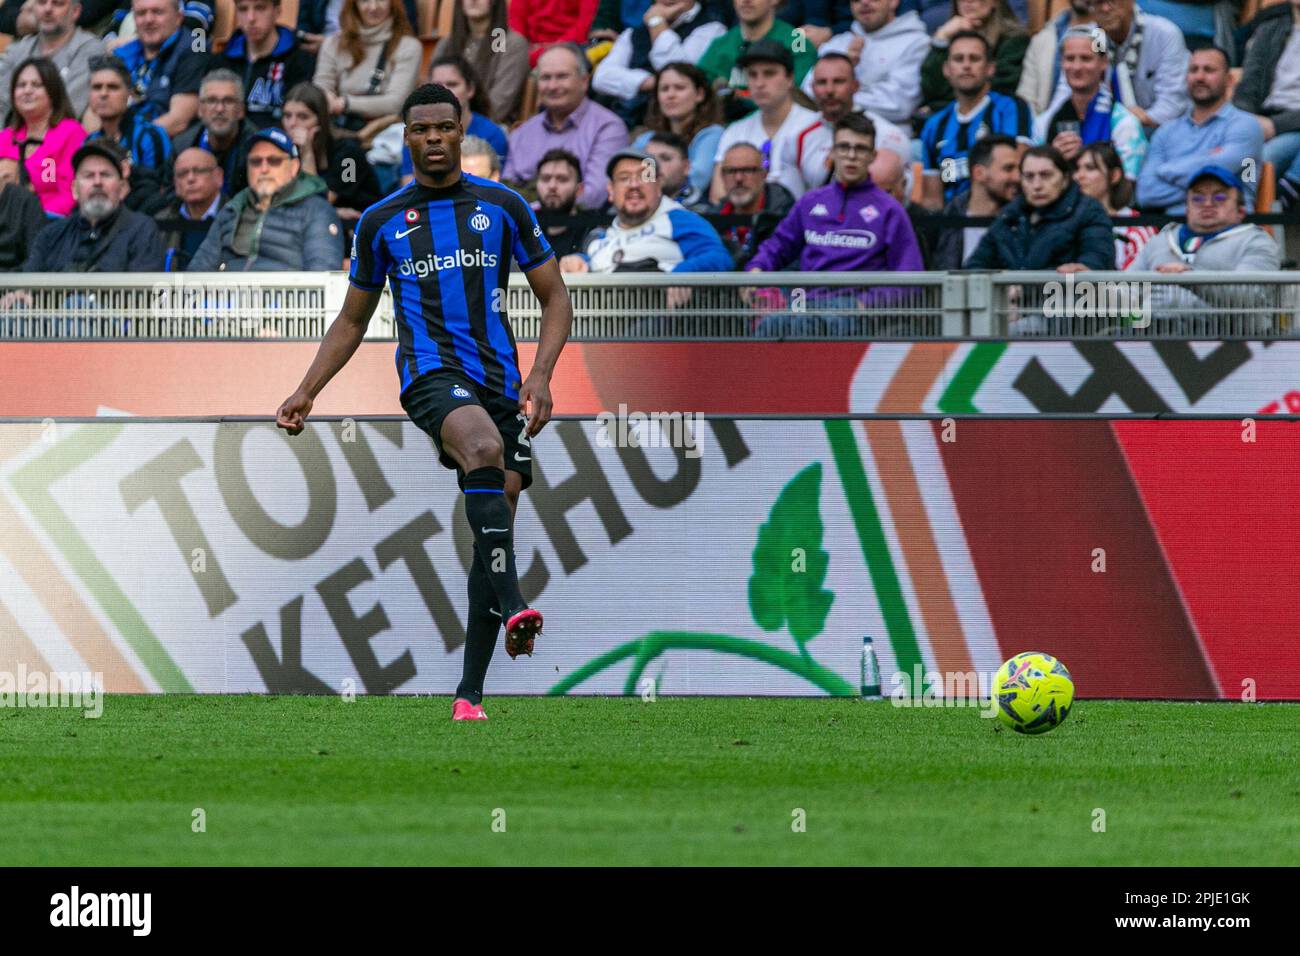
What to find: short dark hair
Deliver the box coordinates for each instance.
[833,112,876,145]
[646,130,688,160]
[1190,45,1231,70]
[87,55,132,87]
[401,82,462,123]
[538,148,581,180]
[947,30,991,59]
[969,134,1017,170]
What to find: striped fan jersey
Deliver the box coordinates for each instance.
[920,92,1033,202]
[349,174,554,401]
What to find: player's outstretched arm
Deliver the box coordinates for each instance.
[519,255,573,437]
[275,285,383,436]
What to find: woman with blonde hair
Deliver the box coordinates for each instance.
[919,0,1029,114]
[312,0,421,130]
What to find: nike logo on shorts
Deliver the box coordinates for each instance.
[514,452,530,462]
[481,527,509,534]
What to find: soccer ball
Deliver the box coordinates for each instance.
[992,652,1074,735]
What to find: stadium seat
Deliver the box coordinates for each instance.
[514,73,538,127]
[910,161,924,206]
[416,0,444,80]
[0,33,10,54]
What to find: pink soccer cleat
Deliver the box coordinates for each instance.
[504,608,543,660]
[452,698,487,721]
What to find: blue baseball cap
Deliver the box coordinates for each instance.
[1189,164,1241,192]
[249,127,300,160]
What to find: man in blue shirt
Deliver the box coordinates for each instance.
[920,31,1032,208]
[1137,46,1264,213]
[276,84,575,721]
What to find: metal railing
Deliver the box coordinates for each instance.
[3,270,1300,339]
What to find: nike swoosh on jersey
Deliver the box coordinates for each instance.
[395,225,422,239]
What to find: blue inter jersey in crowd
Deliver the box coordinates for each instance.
[921,92,1032,202]
[349,174,554,401]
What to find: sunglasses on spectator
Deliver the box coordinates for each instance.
[248,155,289,168]
[1189,192,1232,206]
[722,166,762,177]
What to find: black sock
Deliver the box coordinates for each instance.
[462,466,526,617]
[455,545,500,705]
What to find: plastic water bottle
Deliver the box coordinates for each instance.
[860,636,882,700]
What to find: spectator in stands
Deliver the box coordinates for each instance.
[85,55,172,214]
[869,145,934,267]
[1076,0,1188,128]
[433,0,529,126]
[430,56,508,161]
[920,31,1031,209]
[533,147,584,255]
[709,39,823,202]
[212,0,315,128]
[560,147,732,289]
[930,132,1018,270]
[189,126,345,270]
[801,0,930,129]
[747,113,924,333]
[173,70,256,198]
[509,0,601,66]
[503,43,628,210]
[154,145,223,269]
[21,140,165,271]
[1233,0,1300,210]
[282,82,381,222]
[699,0,817,93]
[312,0,420,132]
[965,144,1113,272]
[592,0,725,127]
[0,0,123,36]
[1017,0,1092,116]
[1126,165,1282,334]
[799,51,911,181]
[1074,140,1156,268]
[918,0,1028,116]
[0,157,48,271]
[1137,46,1262,214]
[0,58,86,215]
[703,140,794,267]
[1032,27,1146,180]
[774,0,854,46]
[633,62,724,199]
[644,130,702,205]
[293,0,329,54]
[113,0,206,134]
[0,0,104,121]
[460,134,501,180]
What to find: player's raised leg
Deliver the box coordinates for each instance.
[440,404,541,661]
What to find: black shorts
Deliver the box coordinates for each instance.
[400,369,533,490]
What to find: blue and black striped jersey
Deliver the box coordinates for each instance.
[349,174,554,401]
[920,92,1033,203]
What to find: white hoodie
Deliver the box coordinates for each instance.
[801,12,930,130]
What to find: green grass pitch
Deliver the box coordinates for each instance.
[2,696,1297,866]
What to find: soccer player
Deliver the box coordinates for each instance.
[275,83,574,722]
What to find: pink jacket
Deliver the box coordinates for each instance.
[0,117,87,216]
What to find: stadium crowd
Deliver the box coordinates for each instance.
[0,0,1291,286]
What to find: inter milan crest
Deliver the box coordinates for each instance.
[470,211,490,233]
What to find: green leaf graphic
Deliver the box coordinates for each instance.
[747,462,833,646]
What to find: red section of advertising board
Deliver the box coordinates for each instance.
[1113,420,1300,699]
[936,420,1219,698]
[0,342,870,417]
